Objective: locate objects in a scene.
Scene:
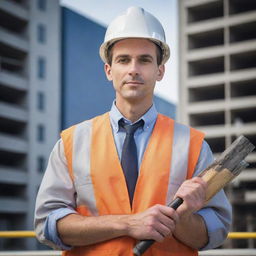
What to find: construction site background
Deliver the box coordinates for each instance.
[0,0,256,251]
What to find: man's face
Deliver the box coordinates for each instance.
[104,38,165,105]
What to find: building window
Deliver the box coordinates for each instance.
[37,92,45,111]
[38,57,46,79]
[37,156,46,172]
[37,0,46,11]
[37,24,46,44]
[37,124,45,142]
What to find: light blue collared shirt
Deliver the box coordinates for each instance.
[109,102,158,170]
[43,101,231,250]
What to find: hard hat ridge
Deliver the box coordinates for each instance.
[124,7,148,37]
[99,6,170,64]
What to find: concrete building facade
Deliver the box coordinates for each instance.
[0,0,60,250]
[61,7,114,129]
[179,0,256,248]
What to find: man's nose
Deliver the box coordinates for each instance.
[128,60,140,76]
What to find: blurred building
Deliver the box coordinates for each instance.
[61,7,114,128]
[0,0,60,250]
[61,7,176,129]
[154,95,176,120]
[0,1,175,250]
[179,0,256,248]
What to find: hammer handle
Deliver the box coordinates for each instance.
[133,197,183,256]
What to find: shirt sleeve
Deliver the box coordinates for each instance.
[44,208,76,250]
[34,139,77,250]
[193,141,232,250]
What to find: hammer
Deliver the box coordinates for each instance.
[133,135,255,256]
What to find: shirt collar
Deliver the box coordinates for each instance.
[109,100,158,133]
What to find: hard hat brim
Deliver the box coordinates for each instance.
[99,37,170,65]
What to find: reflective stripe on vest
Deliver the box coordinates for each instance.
[61,112,204,256]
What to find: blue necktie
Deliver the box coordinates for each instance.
[119,119,144,205]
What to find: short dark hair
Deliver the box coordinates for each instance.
[107,40,163,66]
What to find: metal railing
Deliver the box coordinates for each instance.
[1,231,256,239]
[0,249,256,256]
[0,231,256,256]
[0,231,35,238]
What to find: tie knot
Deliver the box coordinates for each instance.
[119,119,144,135]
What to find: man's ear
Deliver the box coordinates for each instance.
[104,63,113,81]
[156,64,165,81]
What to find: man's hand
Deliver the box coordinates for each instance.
[126,204,179,242]
[172,177,208,249]
[174,177,207,218]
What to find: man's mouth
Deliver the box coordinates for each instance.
[124,79,144,85]
[126,81,143,85]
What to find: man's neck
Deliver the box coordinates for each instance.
[115,99,152,123]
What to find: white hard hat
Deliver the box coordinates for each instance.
[99,6,170,64]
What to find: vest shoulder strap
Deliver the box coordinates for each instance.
[188,127,205,179]
[61,125,76,181]
[60,114,107,182]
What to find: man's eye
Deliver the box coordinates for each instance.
[118,58,129,63]
[140,58,151,63]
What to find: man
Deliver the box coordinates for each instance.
[35,6,232,256]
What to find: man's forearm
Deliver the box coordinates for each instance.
[174,213,208,249]
[57,204,179,247]
[57,213,130,246]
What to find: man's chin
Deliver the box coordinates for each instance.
[123,94,146,104]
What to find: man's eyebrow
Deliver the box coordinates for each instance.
[139,54,154,60]
[114,54,154,61]
[114,54,130,60]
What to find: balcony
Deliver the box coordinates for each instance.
[188,56,224,77]
[0,27,28,54]
[0,0,28,22]
[186,7,256,34]
[0,58,25,78]
[229,0,256,16]
[186,68,256,88]
[194,122,256,138]
[0,133,28,154]
[0,69,28,90]
[188,100,226,113]
[246,153,256,163]
[230,21,256,44]
[187,96,256,114]
[234,170,256,184]
[245,191,256,203]
[189,84,225,103]
[0,197,27,213]
[0,166,27,184]
[0,102,27,122]
[186,0,224,24]
[187,40,256,62]
[229,68,256,83]
[188,28,224,50]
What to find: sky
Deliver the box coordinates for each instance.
[60,0,179,103]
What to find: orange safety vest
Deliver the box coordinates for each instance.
[61,112,204,256]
